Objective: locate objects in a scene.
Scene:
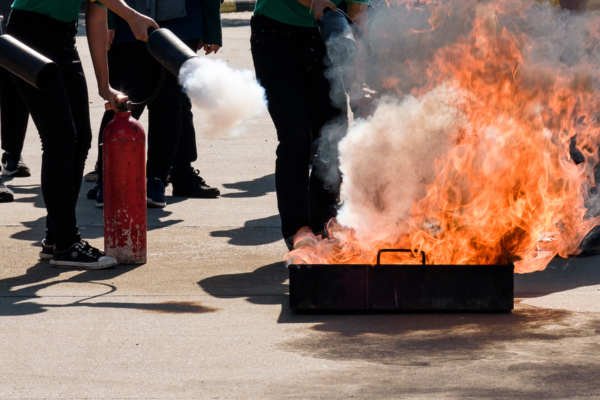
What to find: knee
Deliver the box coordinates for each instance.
[276,136,312,164]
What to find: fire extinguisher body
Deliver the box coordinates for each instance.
[103,111,147,264]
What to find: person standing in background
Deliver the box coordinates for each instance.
[91,0,222,209]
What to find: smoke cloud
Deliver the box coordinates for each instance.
[290,0,600,269]
[336,86,463,239]
[179,57,267,136]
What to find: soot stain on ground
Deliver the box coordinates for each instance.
[277,303,600,366]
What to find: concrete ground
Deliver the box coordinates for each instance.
[1,11,600,400]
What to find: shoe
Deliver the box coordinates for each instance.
[171,167,220,198]
[0,177,14,203]
[50,241,117,270]
[1,152,31,177]
[96,181,104,208]
[147,177,166,208]
[84,165,99,182]
[39,239,55,260]
[87,185,98,200]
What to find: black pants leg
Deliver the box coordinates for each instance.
[250,16,347,240]
[171,93,198,174]
[7,11,91,250]
[97,44,143,182]
[0,66,29,156]
[97,39,200,183]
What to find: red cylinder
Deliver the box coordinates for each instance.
[103,111,147,264]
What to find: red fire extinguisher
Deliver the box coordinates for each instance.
[103,111,147,264]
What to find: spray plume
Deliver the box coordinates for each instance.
[179,57,267,136]
[288,0,600,272]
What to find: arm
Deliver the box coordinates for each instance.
[98,0,159,41]
[347,1,371,116]
[199,0,222,54]
[86,2,125,111]
[348,2,368,32]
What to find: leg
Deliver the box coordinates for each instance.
[63,50,93,207]
[12,71,82,250]
[0,66,31,177]
[251,20,315,240]
[0,67,29,156]
[172,39,201,175]
[97,42,145,182]
[306,35,348,234]
[146,60,183,183]
[172,93,197,172]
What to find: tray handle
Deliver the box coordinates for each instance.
[376,249,426,266]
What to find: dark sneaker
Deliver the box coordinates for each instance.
[96,180,104,208]
[171,168,220,198]
[147,177,166,208]
[50,241,117,270]
[87,185,98,200]
[0,177,14,203]
[1,152,31,177]
[84,165,99,182]
[39,239,55,260]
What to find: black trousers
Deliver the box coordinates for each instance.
[250,15,347,239]
[97,39,200,183]
[7,10,91,250]
[0,65,29,156]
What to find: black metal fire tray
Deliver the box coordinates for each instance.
[288,249,514,311]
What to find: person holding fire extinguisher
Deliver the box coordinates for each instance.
[250,0,369,249]
[5,0,158,269]
[89,0,223,209]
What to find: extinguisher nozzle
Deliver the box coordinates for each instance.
[146,28,198,77]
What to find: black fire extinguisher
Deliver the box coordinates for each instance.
[316,8,372,66]
[0,18,58,90]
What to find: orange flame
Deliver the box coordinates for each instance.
[286,0,600,273]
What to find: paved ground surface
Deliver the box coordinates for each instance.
[1,11,600,400]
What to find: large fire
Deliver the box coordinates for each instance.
[285,0,600,273]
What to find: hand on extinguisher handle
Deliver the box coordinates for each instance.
[104,94,130,112]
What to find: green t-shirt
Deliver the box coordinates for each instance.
[254,0,369,28]
[12,0,104,23]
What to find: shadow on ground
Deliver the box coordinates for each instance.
[221,174,275,198]
[0,261,215,317]
[515,255,600,296]
[210,215,281,246]
[10,210,183,243]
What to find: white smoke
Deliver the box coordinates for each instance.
[319,0,600,240]
[336,86,464,239]
[179,57,267,136]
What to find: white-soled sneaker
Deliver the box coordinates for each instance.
[50,241,117,270]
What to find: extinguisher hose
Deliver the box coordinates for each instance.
[119,65,167,111]
[336,9,373,57]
